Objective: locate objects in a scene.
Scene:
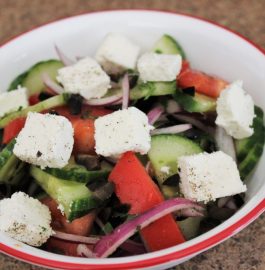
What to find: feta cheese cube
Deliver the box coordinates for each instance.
[95,33,140,74]
[95,107,154,157]
[0,87,28,118]
[137,53,182,82]
[13,112,74,168]
[57,57,111,100]
[215,80,255,139]
[0,192,52,246]
[178,151,247,203]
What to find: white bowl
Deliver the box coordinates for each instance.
[0,10,264,270]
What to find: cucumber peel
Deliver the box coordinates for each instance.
[44,163,110,184]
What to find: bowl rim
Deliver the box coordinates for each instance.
[0,9,264,270]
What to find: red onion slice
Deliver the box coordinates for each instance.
[122,73,130,109]
[215,126,237,161]
[52,231,100,244]
[147,106,164,125]
[84,94,123,106]
[41,73,64,95]
[94,198,203,258]
[151,124,192,135]
[173,114,215,136]
[55,45,75,66]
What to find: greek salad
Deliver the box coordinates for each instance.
[0,33,264,258]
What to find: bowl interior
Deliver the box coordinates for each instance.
[0,10,264,268]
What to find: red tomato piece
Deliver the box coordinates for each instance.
[109,152,185,252]
[53,106,111,154]
[29,94,40,105]
[2,117,26,144]
[178,69,227,98]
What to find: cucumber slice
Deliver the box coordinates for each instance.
[148,135,202,198]
[178,217,203,240]
[0,140,26,185]
[0,94,69,128]
[8,60,63,95]
[130,80,176,100]
[8,71,28,91]
[173,89,216,113]
[152,34,186,59]
[30,166,99,221]
[44,163,110,184]
[239,139,265,180]
[235,106,264,162]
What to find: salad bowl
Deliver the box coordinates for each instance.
[0,10,264,270]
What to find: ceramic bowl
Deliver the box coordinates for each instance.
[0,10,264,270]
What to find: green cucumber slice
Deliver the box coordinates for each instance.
[0,140,26,185]
[8,60,63,95]
[30,166,99,221]
[239,140,265,180]
[130,81,176,100]
[44,164,110,184]
[173,89,216,113]
[148,135,202,198]
[152,34,186,59]
[235,106,264,162]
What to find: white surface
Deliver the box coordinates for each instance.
[0,192,52,247]
[0,87,28,117]
[95,106,153,156]
[57,57,110,99]
[95,32,140,74]
[216,81,255,139]
[137,52,182,82]
[179,151,247,202]
[14,112,74,168]
[0,10,264,269]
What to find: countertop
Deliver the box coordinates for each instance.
[0,0,264,269]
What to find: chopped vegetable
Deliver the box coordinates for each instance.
[178,69,227,98]
[109,152,185,251]
[2,117,26,144]
[94,197,203,258]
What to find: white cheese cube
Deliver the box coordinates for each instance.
[0,87,28,118]
[13,112,74,169]
[0,192,52,246]
[95,33,140,74]
[57,57,111,100]
[215,80,255,139]
[137,53,182,82]
[178,151,246,203]
[95,107,154,157]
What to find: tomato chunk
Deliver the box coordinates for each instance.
[29,94,40,105]
[52,106,111,154]
[178,69,227,98]
[109,152,185,251]
[2,117,26,144]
